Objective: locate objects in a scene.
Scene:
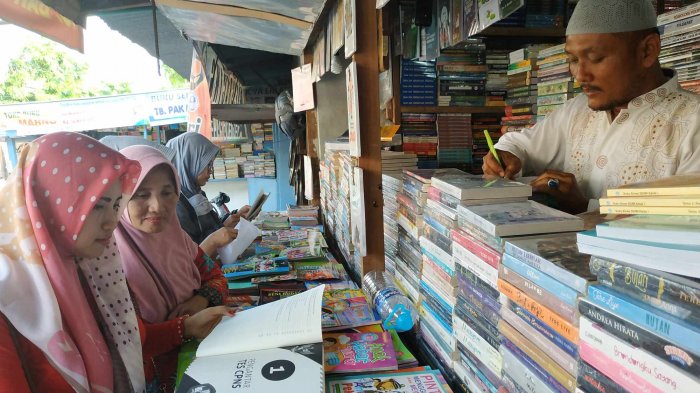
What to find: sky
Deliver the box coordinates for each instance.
[0,16,179,93]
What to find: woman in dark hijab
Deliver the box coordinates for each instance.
[166,132,250,244]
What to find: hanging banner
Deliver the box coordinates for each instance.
[0,89,189,136]
[0,0,84,53]
[187,48,213,139]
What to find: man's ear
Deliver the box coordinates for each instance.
[639,33,661,68]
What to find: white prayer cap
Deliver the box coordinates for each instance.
[566,0,657,36]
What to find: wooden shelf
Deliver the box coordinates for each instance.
[477,26,566,38]
[400,106,505,114]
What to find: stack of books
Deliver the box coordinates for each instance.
[382,171,403,277]
[452,200,584,393]
[502,46,541,133]
[499,233,595,393]
[437,41,488,107]
[381,151,419,173]
[400,59,437,106]
[287,205,319,227]
[658,2,700,93]
[436,113,472,170]
[471,114,503,174]
[320,143,355,265]
[485,49,510,107]
[574,175,700,393]
[535,43,581,122]
[401,113,439,169]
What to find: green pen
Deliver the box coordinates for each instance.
[483,130,502,169]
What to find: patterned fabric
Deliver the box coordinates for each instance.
[496,71,700,204]
[0,132,145,392]
[193,252,226,307]
[114,146,202,323]
[566,0,657,35]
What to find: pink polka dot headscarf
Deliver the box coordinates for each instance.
[0,132,145,392]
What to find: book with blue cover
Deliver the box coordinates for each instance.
[577,229,700,279]
[595,214,700,246]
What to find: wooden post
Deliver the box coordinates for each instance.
[303,51,321,207]
[354,0,384,275]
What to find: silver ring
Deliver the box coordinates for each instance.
[547,178,560,189]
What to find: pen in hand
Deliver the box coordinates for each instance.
[483,130,504,174]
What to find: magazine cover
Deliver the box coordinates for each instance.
[323,332,398,373]
[222,255,290,280]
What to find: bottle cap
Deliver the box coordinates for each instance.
[382,303,414,332]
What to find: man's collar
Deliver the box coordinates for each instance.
[626,69,679,110]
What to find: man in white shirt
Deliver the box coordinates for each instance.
[483,0,700,213]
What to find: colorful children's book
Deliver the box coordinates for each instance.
[177,286,326,393]
[326,370,452,393]
[323,332,398,373]
[295,261,341,281]
[322,290,381,331]
[349,325,418,367]
[259,283,307,304]
[221,255,290,280]
[280,245,327,261]
[251,271,298,284]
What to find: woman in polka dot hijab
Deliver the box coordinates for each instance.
[0,132,145,392]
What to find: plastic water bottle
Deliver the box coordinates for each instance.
[362,270,418,332]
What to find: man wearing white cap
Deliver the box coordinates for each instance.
[482,0,700,214]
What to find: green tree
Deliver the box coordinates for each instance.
[0,41,134,103]
[162,63,189,88]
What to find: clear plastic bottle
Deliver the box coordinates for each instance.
[362,270,418,332]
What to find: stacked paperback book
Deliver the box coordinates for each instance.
[535,43,581,122]
[574,174,700,393]
[658,2,700,93]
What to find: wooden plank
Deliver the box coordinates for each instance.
[156,0,312,30]
[355,0,384,276]
[210,104,275,123]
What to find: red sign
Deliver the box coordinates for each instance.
[0,0,84,53]
[187,48,212,139]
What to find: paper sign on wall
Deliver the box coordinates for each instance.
[291,64,315,112]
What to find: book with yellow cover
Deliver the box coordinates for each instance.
[599,196,700,207]
[599,205,700,216]
[606,174,700,197]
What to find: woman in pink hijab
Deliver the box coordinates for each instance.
[114,145,233,389]
[0,133,233,393]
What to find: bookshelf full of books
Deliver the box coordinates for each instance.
[658,1,700,94]
[210,122,276,180]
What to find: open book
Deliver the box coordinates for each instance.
[246,189,270,221]
[176,285,326,393]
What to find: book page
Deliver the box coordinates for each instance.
[197,284,325,358]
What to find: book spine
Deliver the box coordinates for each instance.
[498,321,578,392]
[458,291,501,328]
[578,299,700,375]
[501,254,579,306]
[426,199,458,221]
[658,2,700,25]
[579,341,664,393]
[499,264,577,322]
[597,276,700,325]
[498,279,579,343]
[500,306,577,376]
[507,301,579,357]
[579,317,700,392]
[606,187,700,197]
[577,360,628,393]
[599,197,700,207]
[420,280,454,316]
[456,305,501,350]
[453,362,493,393]
[451,229,501,269]
[423,213,452,239]
[454,243,499,289]
[587,285,700,355]
[453,315,503,376]
[457,270,502,311]
[456,264,502,301]
[458,340,504,390]
[500,346,558,393]
[420,237,454,268]
[460,208,498,236]
[503,243,587,293]
[501,337,571,393]
[419,303,455,347]
[599,205,700,215]
[590,257,700,312]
